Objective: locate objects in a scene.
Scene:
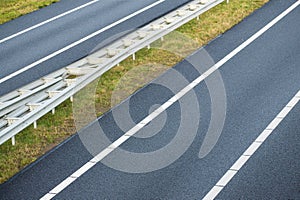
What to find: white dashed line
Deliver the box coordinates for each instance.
[40,2,299,199]
[203,90,300,200]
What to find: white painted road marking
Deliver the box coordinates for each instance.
[0,0,165,84]
[203,90,300,200]
[0,0,100,44]
[40,1,299,199]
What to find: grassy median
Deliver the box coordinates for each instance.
[0,0,269,183]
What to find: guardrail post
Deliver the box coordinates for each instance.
[147,44,151,49]
[11,136,15,145]
[52,108,55,115]
[132,53,136,60]
[33,121,37,129]
[6,118,19,145]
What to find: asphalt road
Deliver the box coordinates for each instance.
[0,0,299,199]
[0,0,192,96]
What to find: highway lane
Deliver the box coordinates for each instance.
[0,0,90,39]
[0,0,192,96]
[217,102,300,199]
[0,0,299,199]
[50,1,300,198]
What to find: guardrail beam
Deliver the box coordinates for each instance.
[0,0,224,146]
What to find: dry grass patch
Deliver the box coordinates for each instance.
[0,0,59,24]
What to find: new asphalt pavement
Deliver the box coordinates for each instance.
[0,0,299,199]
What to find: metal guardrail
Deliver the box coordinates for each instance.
[0,0,225,145]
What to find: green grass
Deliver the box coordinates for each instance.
[0,0,59,24]
[0,0,269,183]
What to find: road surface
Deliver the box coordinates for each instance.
[0,0,299,199]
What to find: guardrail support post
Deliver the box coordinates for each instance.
[52,108,55,115]
[147,44,151,49]
[33,121,37,129]
[227,0,229,3]
[11,136,15,146]
[70,96,74,102]
[161,36,164,42]
[132,53,136,61]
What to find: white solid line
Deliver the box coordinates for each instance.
[49,177,77,194]
[216,170,237,187]
[0,0,165,85]
[161,101,174,110]
[230,155,250,171]
[286,96,299,107]
[203,186,223,200]
[111,136,128,147]
[137,123,146,128]
[141,116,153,125]
[71,162,96,178]
[41,2,299,199]
[94,148,115,161]
[276,107,292,119]
[202,90,300,199]
[243,142,262,156]
[40,193,56,200]
[255,129,272,143]
[0,0,100,44]
[266,117,283,130]
[125,126,141,136]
